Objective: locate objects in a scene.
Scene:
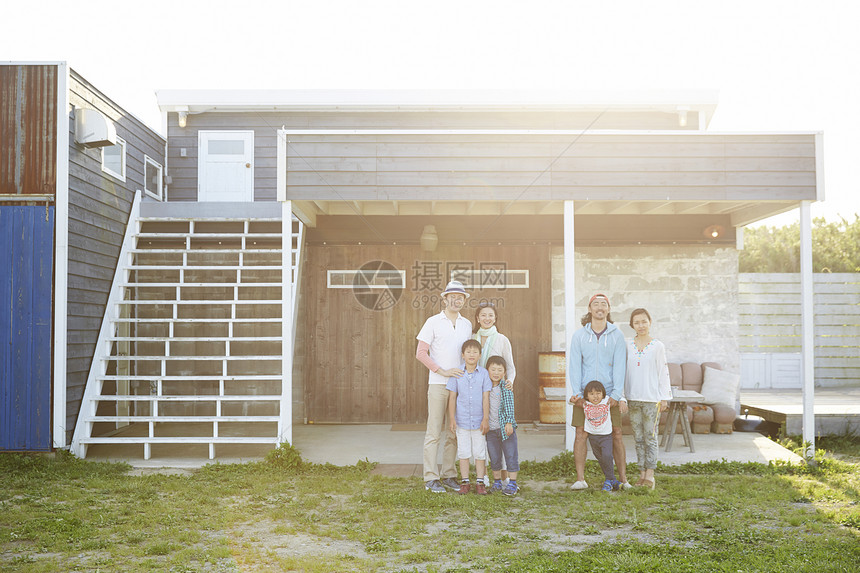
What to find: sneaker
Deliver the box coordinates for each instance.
[502,482,518,497]
[619,481,633,491]
[424,480,445,493]
[490,481,503,494]
[476,483,487,495]
[570,480,589,490]
[610,480,622,491]
[441,477,460,491]
[601,479,615,492]
[457,481,471,495]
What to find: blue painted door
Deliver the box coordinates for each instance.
[0,205,54,451]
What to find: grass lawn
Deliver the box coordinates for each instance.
[1,437,858,572]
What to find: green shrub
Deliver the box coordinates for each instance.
[264,442,304,471]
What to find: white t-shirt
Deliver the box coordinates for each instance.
[583,396,612,436]
[416,311,472,385]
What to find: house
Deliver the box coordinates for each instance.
[2,66,821,459]
[1,62,165,452]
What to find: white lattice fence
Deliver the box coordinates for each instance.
[739,273,860,388]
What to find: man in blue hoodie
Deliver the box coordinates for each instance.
[568,293,630,490]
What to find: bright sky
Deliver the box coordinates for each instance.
[4,0,859,226]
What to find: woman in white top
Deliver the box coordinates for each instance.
[473,301,516,485]
[623,308,672,489]
[473,302,516,384]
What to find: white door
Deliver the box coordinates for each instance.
[198,131,254,201]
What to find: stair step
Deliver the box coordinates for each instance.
[97,376,280,382]
[119,282,284,288]
[108,336,281,341]
[135,233,284,239]
[112,318,284,323]
[138,217,282,222]
[116,299,282,305]
[93,394,282,401]
[84,416,279,423]
[128,266,283,270]
[101,355,282,361]
[130,249,281,254]
[78,436,279,444]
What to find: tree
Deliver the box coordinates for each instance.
[739,214,860,272]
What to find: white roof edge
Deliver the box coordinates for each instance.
[2,60,67,66]
[155,89,720,112]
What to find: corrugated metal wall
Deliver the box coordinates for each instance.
[0,65,57,197]
[0,206,54,451]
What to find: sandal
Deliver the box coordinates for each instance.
[642,478,655,489]
[634,478,646,487]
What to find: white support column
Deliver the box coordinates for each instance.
[279,200,294,444]
[799,201,815,459]
[276,130,287,203]
[53,62,69,448]
[563,200,576,452]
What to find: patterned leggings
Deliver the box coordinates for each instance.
[628,401,661,470]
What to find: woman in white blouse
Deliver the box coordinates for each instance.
[473,302,516,384]
[624,308,672,489]
[473,301,516,485]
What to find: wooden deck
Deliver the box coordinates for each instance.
[740,388,860,436]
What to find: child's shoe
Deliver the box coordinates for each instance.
[457,480,471,495]
[503,482,518,496]
[601,479,615,492]
[611,480,623,491]
[490,480,503,494]
[475,483,487,495]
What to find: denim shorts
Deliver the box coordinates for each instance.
[486,427,519,472]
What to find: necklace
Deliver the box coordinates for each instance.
[632,337,652,366]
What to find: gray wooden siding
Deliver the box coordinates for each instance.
[282,132,816,202]
[167,109,814,203]
[65,71,166,443]
[165,109,700,202]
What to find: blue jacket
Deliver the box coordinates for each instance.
[568,322,627,401]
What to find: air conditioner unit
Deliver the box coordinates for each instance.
[74,108,117,148]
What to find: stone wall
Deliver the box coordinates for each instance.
[550,245,740,373]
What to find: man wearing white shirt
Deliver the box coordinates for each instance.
[416,280,473,493]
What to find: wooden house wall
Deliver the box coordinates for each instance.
[0,64,57,197]
[302,243,552,424]
[282,132,817,202]
[65,71,165,442]
[165,109,699,202]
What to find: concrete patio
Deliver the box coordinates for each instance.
[84,422,804,470]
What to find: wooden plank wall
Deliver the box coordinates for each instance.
[739,273,860,387]
[65,71,166,442]
[165,109,697,202]
[283,133,817,203]
[302,244,552,424]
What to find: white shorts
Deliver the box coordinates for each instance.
[455,427,487,461]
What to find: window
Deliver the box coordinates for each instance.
[144,155,163,200]
[327,269,406,289]
[451,269,529,289]
[102,136,126,181]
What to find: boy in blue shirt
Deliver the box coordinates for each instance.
[447,339,491,495]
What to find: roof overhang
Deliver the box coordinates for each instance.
[156,89,719,127]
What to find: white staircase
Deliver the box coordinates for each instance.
[71,197,303,460]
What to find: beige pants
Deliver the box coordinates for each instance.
[423,384,458,481]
